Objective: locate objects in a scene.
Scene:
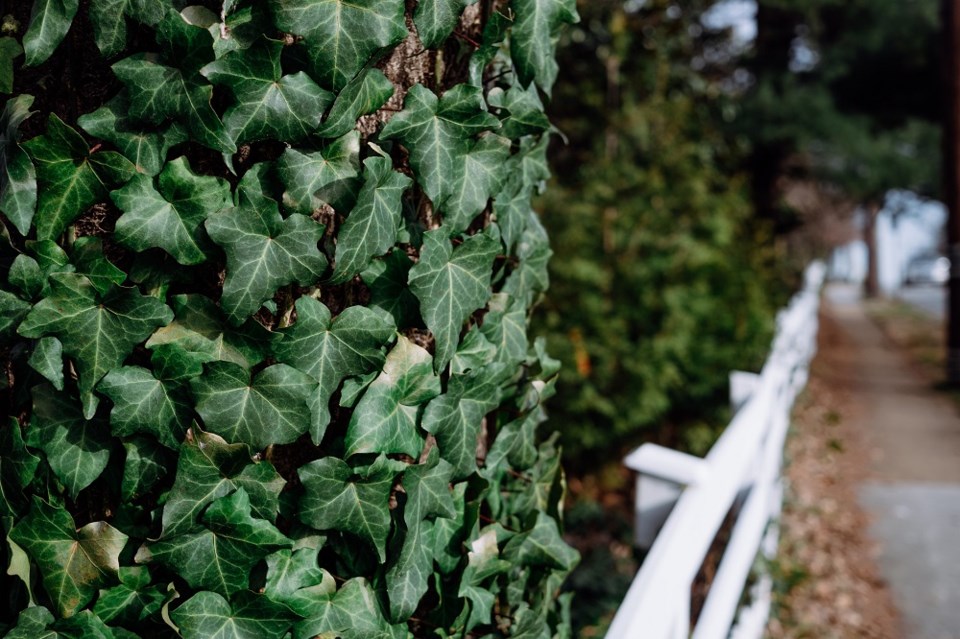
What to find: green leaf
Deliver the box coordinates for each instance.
[408,228,499,372]
[205,205,328,325]
[298,456,396,562]
[22,114,136,240]
[93,566,165,625]
[479,292,528,367]
[450,325,496,375]
[0,289,31,340]
[28,336,64,390]
[23,0,79,66]
[293,577,398,639]
[423,365,506,479]
[70,236,127,295]
[415,0,477,48]
[146,294,277,369]
[264,546,335,615]
[403,447,456,527]
[274,297,395,444]
[120,436,170,501]
[18,273,174,418]
[381,84,503,232]
[172,591,295,639]
[0,94,38,236]
[160,429,285,538]
[361,249,420,328]
[110,157,229,264]
[487,84,551,139]
[385,518,434,621]
[502,511,578,572]
[201,38,334,145]
[2,607,56,639]
[88,0,132,58]
[510,0,579,93]
[112,55,236,154]
[26,384,111,499]
[278,131,361,215]
[315,68,394,139]
[98,366,191,449]
[0,418,41,517]
[7,240,70,301]
[10,499,127,617]
[501,215,551,304]
[331,152,412,283]
[345,335,441,459]
[0,37,22,93]
[192,361,314,449]
[78,96,188,176]
[4,607,123,639]
[137,489,291,596]
[270,0,407,91]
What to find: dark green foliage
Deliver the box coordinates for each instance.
[0,0,579,637]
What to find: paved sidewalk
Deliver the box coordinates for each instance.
[826,284,960,639]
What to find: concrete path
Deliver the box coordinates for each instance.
[825,284,960,639]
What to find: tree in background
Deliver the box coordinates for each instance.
[741,0,941,294]
[0,1,580,637]
[537,0,779,463]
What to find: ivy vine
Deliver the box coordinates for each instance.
[0,0,580,637]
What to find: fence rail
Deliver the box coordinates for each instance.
[606,262,826,639]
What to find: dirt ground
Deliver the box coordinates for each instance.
[765,309,902,639]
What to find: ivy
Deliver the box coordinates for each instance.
[0,0,580,636]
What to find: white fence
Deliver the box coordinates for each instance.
[606,261,827,639]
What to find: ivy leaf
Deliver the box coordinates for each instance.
[112,55,236,154]
[278,131,361,215]
[160,429,285,538]
[120,436,170,501]
[4,608,122,639]
[423,365,505,479]
[98,366,191,449]
[26,384,111,499]
[442,133,511,232]
[269,0,407,91]
[146,294,277,369]
[298,456,396,562]
[502,511,579,572]
[22,114,136,240]
[0,418,41,517]
[479,292,528,367]
[274,297,395,444]
[110,157,230,265]
[293,577,399,639]
[18,273,174,418]
[23,0,79,66]
[205,205,328,325]
[88,0,132,58]
[450,325,497,375]
[78,96,188,176]
[70,237,127,295]
[192,361,314,449]
[201,38,334,145]
[0,37,21,93]
[315,68,394,139]
[171,591,295,639]
[361,249,420,328]
[409,228,499,373]
[415,0,477,48]
[2,607,56,639]
[501,215,551,304]
[10,498,127,617]
[137,489,292,596]
[345,335,441,459]
[331,152,412,283]
[263,546,334,614]
[510,0,579,94]
[385,518,435,622]
[93,566,165,626]
[7,240,71,301]
[28,336,64,390]
[0,289,31,340]
[0,94,37,236]
[403,447,456,527]
[381,84,501,230]
[487,84,551,139]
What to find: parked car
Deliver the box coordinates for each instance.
[905,253,950,285]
